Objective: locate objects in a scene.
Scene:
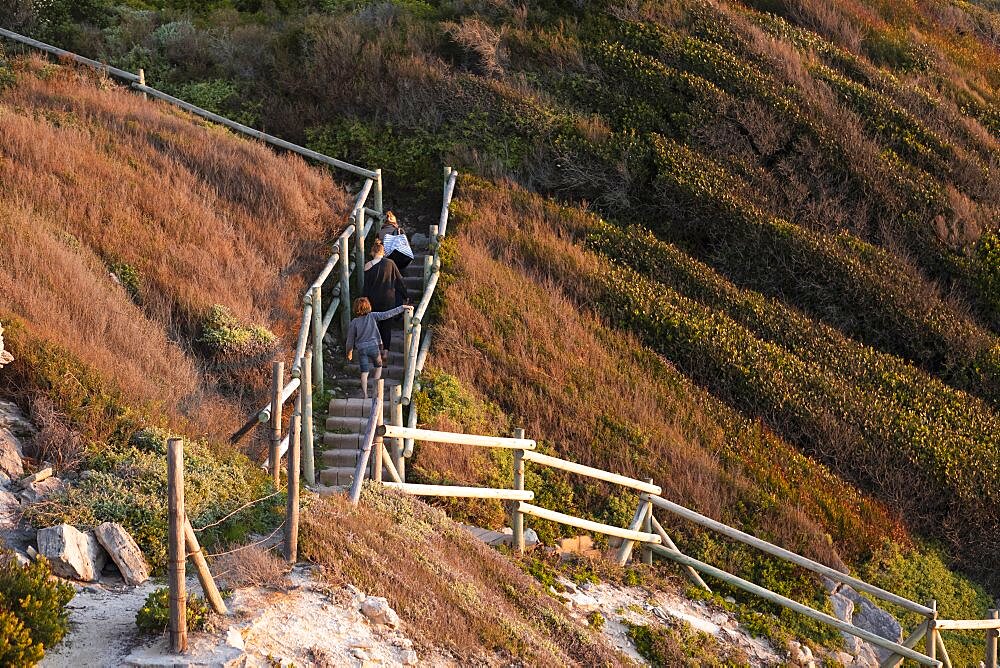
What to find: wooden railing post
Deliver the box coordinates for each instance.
[355,208,365,295]
[302,349,315,486]
[926,600,938,662]
[183,520,229,615]
[374,168,383,214]
[616,499,648,566]
[512,428,526,553]
[402,305,414,380]
[390,383,404,481]
[374,379,385,483]
[138,68,146,100]
[338,235,351,353]
[285,412,300,563]
[311,286,323,395]
[269,361,284,486]
[641,481,653,566]
[166,437,187,653]
[987,609,998,668]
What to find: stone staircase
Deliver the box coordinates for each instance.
[319,245,428,488]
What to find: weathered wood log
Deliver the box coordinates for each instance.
[615,499,649,565]
[512,429,526,554]
[183,520,228,615]
[349,380,383,504]
[269,361,283,486]
[302,349,315,486]
[649,515,711,592]
[986,609,999,668]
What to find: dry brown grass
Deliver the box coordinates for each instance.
[427,177,908,567]
[0,57,350,440]
[27,397,84,472]
[212,545,289,590]
[301,487,622,666]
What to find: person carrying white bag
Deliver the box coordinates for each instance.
[379,211,414,271]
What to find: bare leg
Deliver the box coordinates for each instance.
[360,371,369,399]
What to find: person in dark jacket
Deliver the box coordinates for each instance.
[363,237,408,363]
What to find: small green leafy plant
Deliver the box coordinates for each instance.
[136,587,210,633]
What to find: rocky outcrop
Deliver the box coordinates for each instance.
[827,578,900,666]
[360,596,401,628]
[95,522,150,586]
[0,489,19,528]
[0,321,12,368]
[19,475,64,504]
[37,523,108,582]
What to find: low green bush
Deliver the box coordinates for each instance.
[0,553,75,666]
[196,305,277,361]
[136,587,209,633]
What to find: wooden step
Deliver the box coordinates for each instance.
[343,363,405,376]
[327,397,392,417]
[320,466,356,487]
[325,415,368,431]
[323,431,367,448]
[322,449,361,467]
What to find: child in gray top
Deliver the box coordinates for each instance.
[346,298,406,399]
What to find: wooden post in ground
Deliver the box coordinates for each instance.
[443,166,451,201]
[402,306,414,382]
[390,383,404,480]
[301,349,315,486]
[338,235,351,353]
[616,499,649,566]
[641,480,654,566]
[374,168,383,214]
[285,413,301,563]
[166,438,187,653]
[987,609,998,668]
[512,428,526,553]
[422,254,433,291]
[374,380,385,483]
[183,519,229,615]
[138,68,146,100]
[311,286,324,395]
[926,600,938,662]
[269,361,283,486]
[355,208,366,295]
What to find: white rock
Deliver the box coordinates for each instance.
[19,476,64,504]
[724,596,736,604]
[0,430,24,480]
[37,524,108,582]
[567,592,600,613]
[0,489,19,527]
[94,522,150,585]
[524,528,539,546]
[360,596,401,628]
[401,649,418,665]
[225,627,245,651]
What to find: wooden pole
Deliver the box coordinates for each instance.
[649,515,711,591]
[355,209,366,295]
[285,413,301,563]
[166,438,187,653]
[269,361,283,486]
[402,306,413,385]
[311,287,323,395]
[374,168,383,214]
[390,383,404,480]
[881,622,930,668]
[338,235,351,351]
[987,609,999,668]
[302,349,315,486]
[512,428,525,554]
[616,499,649,565]
[183,520,228,615]
[641,481,654,566]
[927,600,938,662]
[935,630,953,668]
[374,380,385,483]
[138,68,146,100]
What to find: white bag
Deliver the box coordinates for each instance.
[383,232,414,259]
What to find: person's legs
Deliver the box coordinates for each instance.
[360,345,383,397]
[377,319,393,363]
[357,349,372,399]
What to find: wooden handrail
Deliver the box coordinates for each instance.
[0,27,140,82]
[384,483,534,500]
[643,493,932,616]
[519,502,660,543]
[378,425,535,449]
[652,546,941,667]
[349,381,384,504]
[522,450,661,494]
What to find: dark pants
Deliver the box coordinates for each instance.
[387,250,412,271]
[377,318,394,353]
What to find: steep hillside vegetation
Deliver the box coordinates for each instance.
[0,56,349,564]
[4,0,1000,655]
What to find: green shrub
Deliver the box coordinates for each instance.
[26,428,279,570]
[196,305,276,361]
[136,587,209,633]
[626,619,747,667]
[107,261,143,304]
[0,553,75,666]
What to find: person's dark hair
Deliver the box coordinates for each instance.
[370,237,384,258]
